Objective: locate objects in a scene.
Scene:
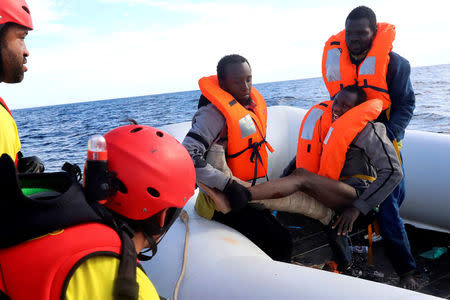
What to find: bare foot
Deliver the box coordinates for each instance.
[400,274,419,290]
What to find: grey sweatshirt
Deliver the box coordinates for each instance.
[340,121,403,214]
[182,103,230,191]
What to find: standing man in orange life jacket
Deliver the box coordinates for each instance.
[0,0,44,173]
[182,54,293,263]
[321,6,417,289]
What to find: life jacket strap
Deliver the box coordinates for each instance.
[114,229,139,300]
[137,232,158,262]
[360,79,389,94]
[227,138,268,186]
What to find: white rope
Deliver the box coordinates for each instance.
[173,210,189,300]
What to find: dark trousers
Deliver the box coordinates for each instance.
[213,205,293,263]
[378,154,417,276]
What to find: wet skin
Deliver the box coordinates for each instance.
[0,24,29,83]
[345,18,375,56]
[219,62,252,106]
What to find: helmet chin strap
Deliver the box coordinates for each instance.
[137,232,158,261]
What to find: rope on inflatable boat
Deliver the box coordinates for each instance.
[173,210,189,300]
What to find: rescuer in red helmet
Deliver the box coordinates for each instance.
[0,124,196,299]
[0,0,44,173]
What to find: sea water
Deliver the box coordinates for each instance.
[13,64,450,172]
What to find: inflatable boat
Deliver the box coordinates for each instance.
[143,106,449,299]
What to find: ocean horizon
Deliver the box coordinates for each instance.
[12,63,450,171]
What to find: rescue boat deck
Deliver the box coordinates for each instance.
[277,212,450,299]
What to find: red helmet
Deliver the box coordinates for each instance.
[103,125,196,221]
[0,0,33,30]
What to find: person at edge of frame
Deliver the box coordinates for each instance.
[0,0,44,173]
[0,124,196,299]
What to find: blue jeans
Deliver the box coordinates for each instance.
[378,155,417,276]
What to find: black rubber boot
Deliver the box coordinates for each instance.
[324,224,352,272]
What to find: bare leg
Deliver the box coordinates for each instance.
[249,168,357,210]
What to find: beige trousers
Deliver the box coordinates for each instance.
[205,144,333,225]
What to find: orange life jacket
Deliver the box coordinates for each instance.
[0,223,121,300]
[296,99,383,180]
[296,101,333,174]
[198,75,273,184]
[322,23,395,110]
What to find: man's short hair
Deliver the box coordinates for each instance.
[217,54,251,81]
[346,6,377,33]
[342,85,367,105]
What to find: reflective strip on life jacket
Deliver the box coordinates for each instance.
[297,99,383,180]
[0,223,122,300]
[198,75,273,184]
[296,101,333,174]
[322,23,396,110]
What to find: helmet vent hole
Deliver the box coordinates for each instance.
[117,180,128,194]
[147,188,160,198]
[130,127,142,133]
[156,131,164,137]
[22,6,30,14]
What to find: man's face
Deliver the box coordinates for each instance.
[219,62,252,104]
[1,24,29,83]
[332,90,359,122]
[345,18,374,56]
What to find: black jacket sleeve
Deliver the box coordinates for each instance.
[377,52,416,141]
